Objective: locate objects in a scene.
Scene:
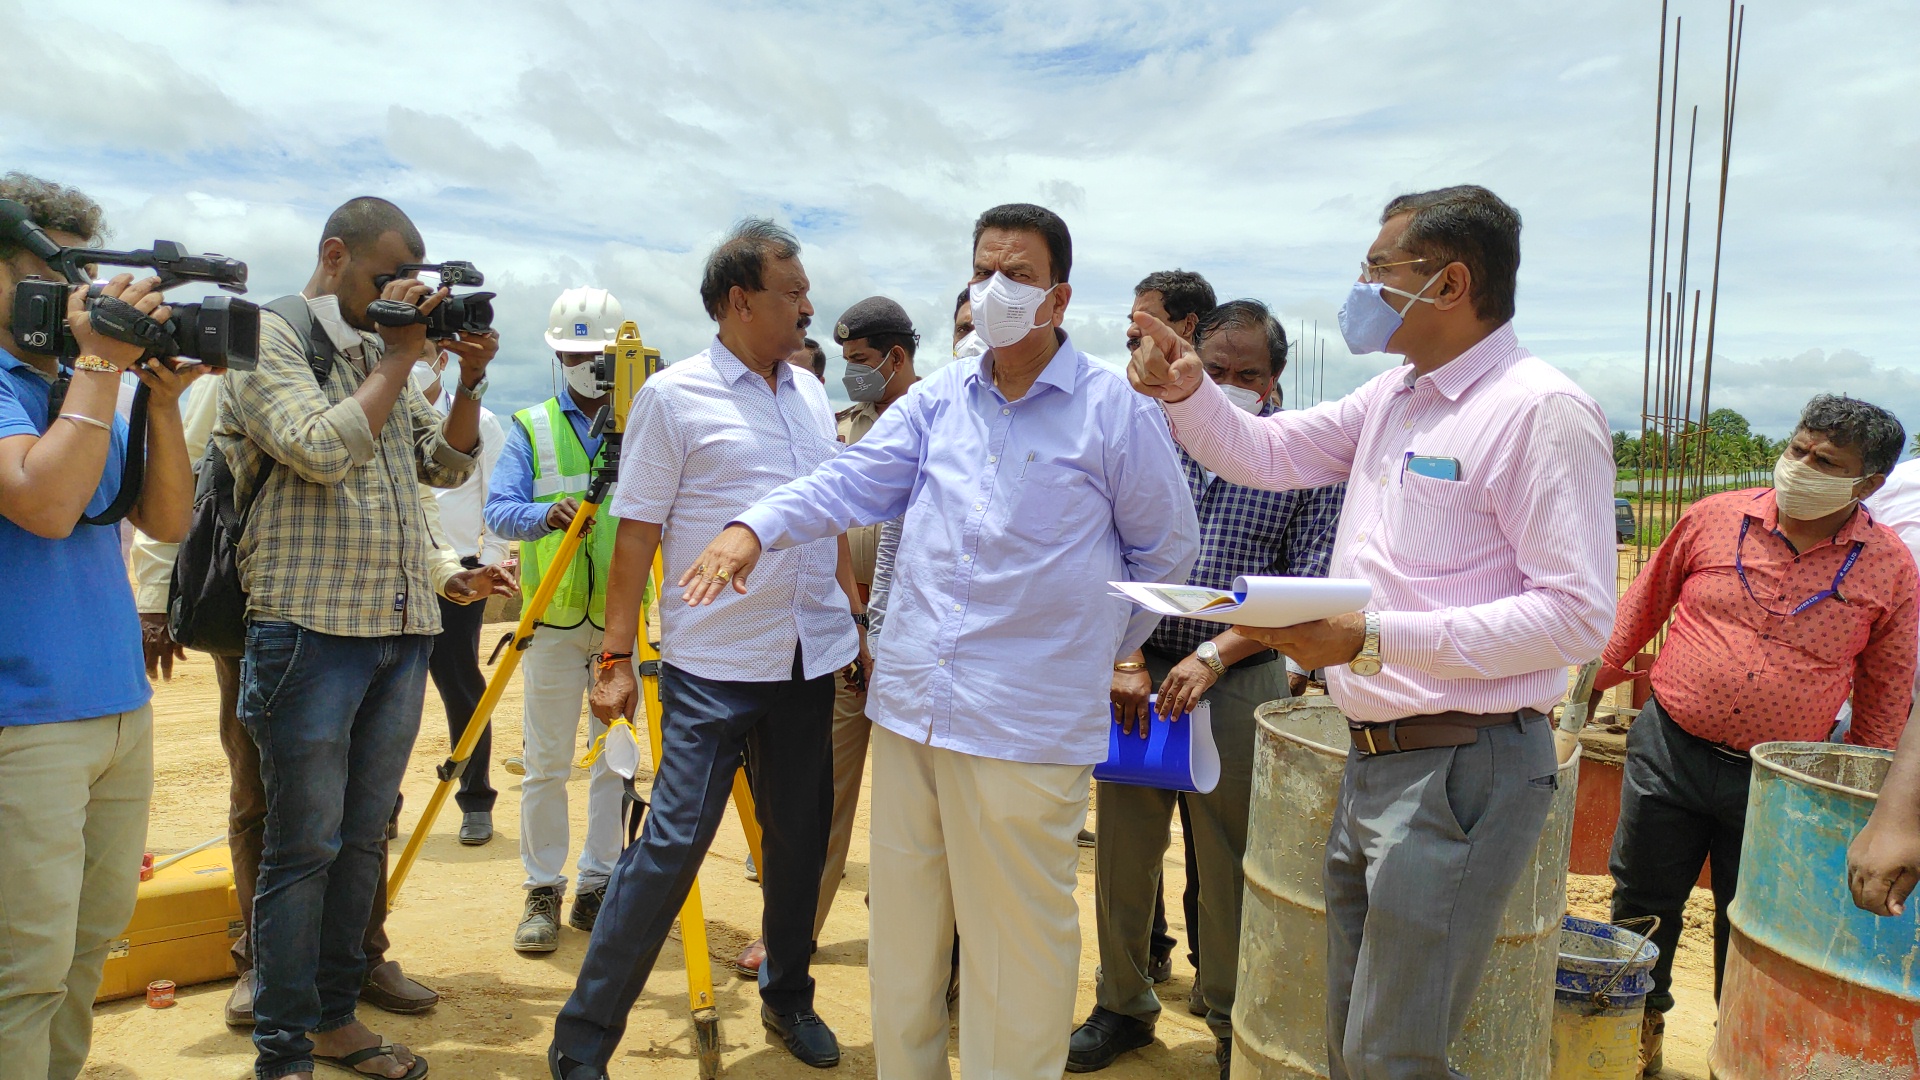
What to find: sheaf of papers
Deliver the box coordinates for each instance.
[1108,575,1373,628]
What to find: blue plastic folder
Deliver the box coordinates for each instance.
[1094,697,1219,794]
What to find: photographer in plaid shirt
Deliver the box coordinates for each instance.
[1073,299,1345,1077]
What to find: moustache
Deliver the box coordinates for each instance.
[796,315,812,331]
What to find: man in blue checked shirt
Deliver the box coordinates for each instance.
[1072,299,1346,1079]
[682,203,1199,1080]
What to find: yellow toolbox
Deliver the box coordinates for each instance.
[95,842,243,1003]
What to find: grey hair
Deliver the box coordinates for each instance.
[1797,394,1905,476]
[700,217,801,320]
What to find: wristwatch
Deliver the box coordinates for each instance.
[1349,612,1383,677]
[1196,640,1227,677]
[456,375,488,401]
[852,612,870,629]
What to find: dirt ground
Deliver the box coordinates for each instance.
[84,642,1725,1079]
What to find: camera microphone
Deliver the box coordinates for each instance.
[0,199,66,264]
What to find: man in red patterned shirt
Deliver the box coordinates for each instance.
[1595,394,1918,1074]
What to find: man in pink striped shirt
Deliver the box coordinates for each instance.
[1130,185,1615,1079]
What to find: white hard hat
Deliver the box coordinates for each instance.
[545,287,625,352]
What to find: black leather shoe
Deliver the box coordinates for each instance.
[1067,1006,1155,1072]
[569,886,604,932]
[459,811,493,845]
[762,1005,841,1068]
[549,1045,608,1080]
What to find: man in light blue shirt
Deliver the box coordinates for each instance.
[682,203,1199,1080]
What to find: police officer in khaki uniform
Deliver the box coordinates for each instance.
[732,296,921,978]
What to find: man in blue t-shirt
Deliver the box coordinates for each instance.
[0,174,203,1078]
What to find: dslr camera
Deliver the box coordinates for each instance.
[0,199,260,370]
[367,260,496,339]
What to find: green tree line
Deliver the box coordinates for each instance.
[1614,408,1779,476]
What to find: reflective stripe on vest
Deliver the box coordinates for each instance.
[523,405,591,500]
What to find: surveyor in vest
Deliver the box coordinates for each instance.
[484,286,642,953]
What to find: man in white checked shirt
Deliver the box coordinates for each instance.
[1131,185,1616,1079]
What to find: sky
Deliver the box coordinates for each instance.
[2,0,1915,439]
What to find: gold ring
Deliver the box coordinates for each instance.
[714,568,732,582]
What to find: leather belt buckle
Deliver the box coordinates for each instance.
[1354,722,1398,756]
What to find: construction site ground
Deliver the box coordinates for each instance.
[85,640,1723,1079]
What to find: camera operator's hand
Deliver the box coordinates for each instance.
[374,278,447,357]
[443,561,520,604]
[67,274,170,371]
[443,329,499,391]
[591,663,639,722]
[127,355,207,407]
[139,613,187,681]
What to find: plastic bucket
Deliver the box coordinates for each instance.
[1550,915,1658,1079]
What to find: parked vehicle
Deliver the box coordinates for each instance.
[1615,498,1637,543]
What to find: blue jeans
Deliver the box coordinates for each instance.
[553,647,835,1068]
[238,621,431,1080]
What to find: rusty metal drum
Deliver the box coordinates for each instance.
[1711,741,1920,1078]
[1232,697,1580,1079]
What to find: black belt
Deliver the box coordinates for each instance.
[1349,709,1545,756]
[1144,645,1280,672]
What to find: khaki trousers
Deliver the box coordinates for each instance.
[1094,653,1286,1039]
[868,726,1091,1080]
[815,678,872,940]
[0,706,154,1080]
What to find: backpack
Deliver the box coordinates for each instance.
[166,295,335,655]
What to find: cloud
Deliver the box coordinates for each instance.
[1566,348,1920,440]
[0,0,1913,423]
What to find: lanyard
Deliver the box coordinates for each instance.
[1734,516,1864,618]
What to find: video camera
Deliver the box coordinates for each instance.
[0,199,260,370]
[367,260,496,339]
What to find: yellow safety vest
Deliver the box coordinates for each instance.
[512,399,624,629]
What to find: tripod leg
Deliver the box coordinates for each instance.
[731,768,764,873]
[389,499,605,903]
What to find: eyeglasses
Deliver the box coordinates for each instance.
[1359,257,1430,283]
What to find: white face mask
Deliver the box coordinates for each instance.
[1220,385,1267,415]
[952,329,986,363]
[562,358,604,398]
[410,361,441,397]
[968,272,1058,350]
[1773,453,1867,521]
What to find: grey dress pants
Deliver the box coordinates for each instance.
[1323,713,1556,1079]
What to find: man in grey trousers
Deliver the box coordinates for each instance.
[1129,185,1616,1077]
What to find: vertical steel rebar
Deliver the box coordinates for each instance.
[1695,2,1745,483]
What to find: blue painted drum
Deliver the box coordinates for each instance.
[1712,740,1920,1077]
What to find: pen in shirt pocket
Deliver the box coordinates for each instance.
[1020,451,1034,478]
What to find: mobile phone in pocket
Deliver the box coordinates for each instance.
[1405,455,1462,482]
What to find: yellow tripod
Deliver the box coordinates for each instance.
[387,322,764,1079]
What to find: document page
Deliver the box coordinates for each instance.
[1110,575,1372,628]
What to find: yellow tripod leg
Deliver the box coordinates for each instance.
[636,551,723,1078]
[389,499,604,903]
[731,770,763,873]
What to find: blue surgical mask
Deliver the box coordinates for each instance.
[1337,270,1444,355]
